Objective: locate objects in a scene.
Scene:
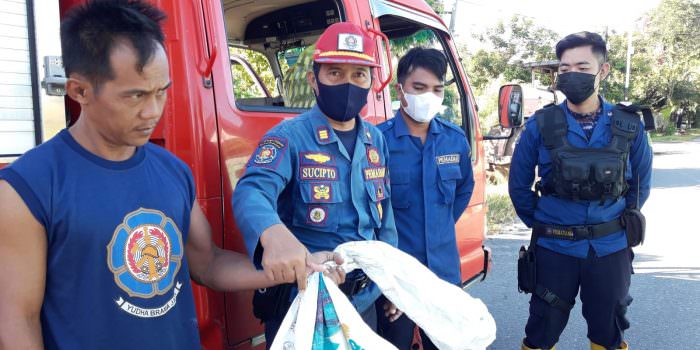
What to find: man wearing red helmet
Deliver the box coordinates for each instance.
[232,22,398,345]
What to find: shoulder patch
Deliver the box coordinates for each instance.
[248,136,288,169]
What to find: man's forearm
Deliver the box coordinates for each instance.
[198,248,276,292]
[509,188,538,227]
[0,313,43,350]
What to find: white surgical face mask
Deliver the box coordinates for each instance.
[400,84,444,123]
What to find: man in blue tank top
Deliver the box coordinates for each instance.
[0,1,340,349]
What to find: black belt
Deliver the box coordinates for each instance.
[338,272,371,296]
[533,218,623,241]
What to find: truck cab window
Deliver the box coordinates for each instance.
[230,49,275,102]
[222,0,342,112]
[387,28,466,129]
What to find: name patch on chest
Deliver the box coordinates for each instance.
[300,166,338,181]
[436,153,460,165]
[363,166,386,180]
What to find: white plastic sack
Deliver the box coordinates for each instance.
[335,240,496,350]
[270,272,397,350]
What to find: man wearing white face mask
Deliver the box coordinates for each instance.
[376,47,475,349]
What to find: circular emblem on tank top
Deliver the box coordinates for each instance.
[124,224,171,283]
[107,208,184,298]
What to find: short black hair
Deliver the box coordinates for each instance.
[555,31,607,64]
[60,0,166,89]
[396,47,447,84]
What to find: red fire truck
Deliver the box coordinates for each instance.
[0,0,497,348]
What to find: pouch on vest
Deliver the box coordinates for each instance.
[622,208,646,247]
[536,104,638,202]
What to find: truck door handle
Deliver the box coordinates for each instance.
[366,27,393,93]
[201,45,218,88]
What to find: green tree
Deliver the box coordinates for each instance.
[389,0,443,56]
[464,15,559,94]
[230,47,278,99]
[630,0,700,128]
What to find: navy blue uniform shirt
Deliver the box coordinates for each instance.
[377,112,474,284]
[509,99,653,258]
[232,105,398,312]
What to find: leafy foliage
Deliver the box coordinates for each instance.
[634,0,700,127]
[230,47,278,98]
[465,16,559,94]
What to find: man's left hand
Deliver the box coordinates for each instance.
[307,251,346,285]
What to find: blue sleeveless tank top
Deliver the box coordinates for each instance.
[0,130,201,349]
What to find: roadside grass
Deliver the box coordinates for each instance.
[650,129,700,142]
[487,193,517,234]
[485,165,518,234]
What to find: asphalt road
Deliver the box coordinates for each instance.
[467,138,700,349]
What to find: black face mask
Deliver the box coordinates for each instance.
[556,71,598,105]
[315,80,369,122]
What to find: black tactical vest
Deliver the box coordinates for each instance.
[535,104,640,202]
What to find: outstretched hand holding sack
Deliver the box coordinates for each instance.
[271,241,496,350]
[270,272,397,350]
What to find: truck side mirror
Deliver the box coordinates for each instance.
[498,84,523,128]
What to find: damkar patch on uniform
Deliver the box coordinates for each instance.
[363,166,386,180]
[250,137,287,169]
[366,146,380,166]
[307,206,328,225]
[436,153,460,165]
[300,166,338,181]
[374,181,386,201]
[312,183,332,202]
[107,208,184,318]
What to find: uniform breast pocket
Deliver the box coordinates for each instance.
[293,182,342,232]
[389,170,410,209]
[365,180,390,227]
[437,165,462,204]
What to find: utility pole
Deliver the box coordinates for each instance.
[602,26,608,98]
[449,0,459,34]
[624,30,633,101]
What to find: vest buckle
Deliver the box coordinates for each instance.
[572,225,593,240]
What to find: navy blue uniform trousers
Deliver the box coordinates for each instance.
[525,246,633,349]
[376,296,438,350]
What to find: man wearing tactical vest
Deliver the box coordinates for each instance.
[509,32,653,350]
